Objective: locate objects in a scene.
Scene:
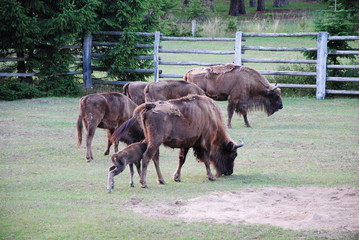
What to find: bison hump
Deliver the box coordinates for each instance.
[208,64,237,75]
[151,101,183,117]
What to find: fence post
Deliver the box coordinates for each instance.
[234,32,243,65]
[83,32,93,90]
[316,31,329,100]
[191,20,197,37]
[153,31,161,82]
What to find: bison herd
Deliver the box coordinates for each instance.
[76,64,283,192]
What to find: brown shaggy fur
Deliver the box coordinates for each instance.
[184,64,283,128]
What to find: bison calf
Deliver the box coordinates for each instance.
[107,141,165,193]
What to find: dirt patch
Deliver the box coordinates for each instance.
[130,187,359,231]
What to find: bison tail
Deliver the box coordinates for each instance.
[111,115,138,144]
[76,113,83,148]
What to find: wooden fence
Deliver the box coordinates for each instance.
[1,31,359,99]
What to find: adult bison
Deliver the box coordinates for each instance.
[184,64,283,128]
[144,80,205,102]
[123,81,148,105]
[76,92,144,162]
[112,95,244,188]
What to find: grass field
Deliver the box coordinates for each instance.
[1,96,358,239]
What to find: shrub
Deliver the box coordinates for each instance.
[0,79,44,100]
[268,64,317,97]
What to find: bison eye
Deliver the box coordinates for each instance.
[230,152,237,160]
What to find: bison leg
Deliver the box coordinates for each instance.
[173,148,189,182]
[107,165,121,193]
[104,129,116,155]
[152,150,166,184]
[85,122,97,162]
[129,163,135,187]
[129,162,141,187]
[227,102,236,128]
[202,153,216,181]
[140,145,160,188]
[241,110,251,128]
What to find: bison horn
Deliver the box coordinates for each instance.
[235,140,244,149]
[271,83,279,91]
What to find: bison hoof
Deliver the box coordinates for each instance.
[141,184,148,188]
[130,183,134,187]
[158,179,166,185]
[103,150,110,155]
[86,158,93,163]
[208,176,216,181]
[107,187,112,193]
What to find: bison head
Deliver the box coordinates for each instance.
[212,141,244,177]
[264,86,283,115]
[110,152,128,174]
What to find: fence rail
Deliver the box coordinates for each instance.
[1,31,358,99]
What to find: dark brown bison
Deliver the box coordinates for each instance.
[107,141,164,192]
[76,92,144,162]
[112,95,244,188]
[123,81,148,105]
[184,64,283,128]
[144,80,205,102]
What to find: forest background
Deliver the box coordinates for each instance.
[0,0,358,100]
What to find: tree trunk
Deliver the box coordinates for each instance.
[16,50,32,83]
[229,0,240,16]
[239,0,246,14]
[249,0,256,7]
[273,0,281,8]
[282,0,289,5]
[257,0,265,11]
[229,0,246,16]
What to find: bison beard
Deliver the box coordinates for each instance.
[112,95,244,188]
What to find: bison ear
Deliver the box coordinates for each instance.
[264,84,280,96]
[226,142,235,151]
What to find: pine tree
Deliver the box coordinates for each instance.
[0,0,172,98]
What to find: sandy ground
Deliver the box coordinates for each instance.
[129,186,359,231]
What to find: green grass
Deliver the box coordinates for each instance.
[0,97,358,239]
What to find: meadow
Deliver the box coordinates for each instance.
[1,96,358,239]
[1,2,359,238]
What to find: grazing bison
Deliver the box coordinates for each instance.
[123,81,148,105]
[144,80,205,102]
[112,95,244,188]
[184,64,283,128]
[76,92,144,162]
[107,141,165,192]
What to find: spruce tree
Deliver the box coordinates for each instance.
[0,0,172,98]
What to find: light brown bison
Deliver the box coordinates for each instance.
[123,81,148,105]
[184,64,283,128]
[144,80,205,102]
[76,92,144,162]
[107,141,164,192]
[112,95,244,188]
